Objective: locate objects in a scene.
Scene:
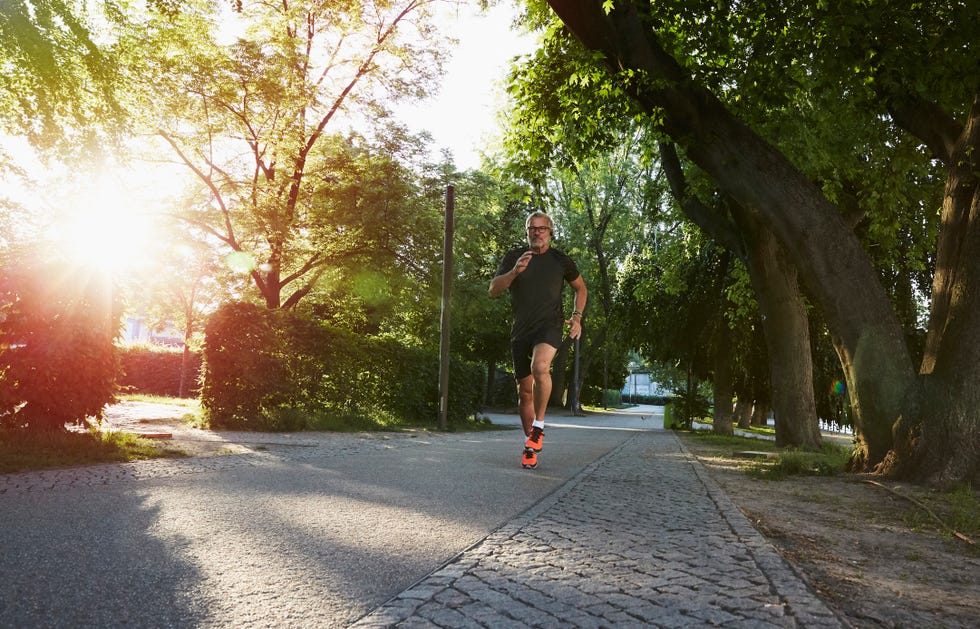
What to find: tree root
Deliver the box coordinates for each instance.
[862,479,975,546]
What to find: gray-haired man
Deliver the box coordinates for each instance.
[489,211,587,468]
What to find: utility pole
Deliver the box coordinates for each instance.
[437,185,455,430]
[572,336,581,415]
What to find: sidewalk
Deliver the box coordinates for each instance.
[351,430,844,628]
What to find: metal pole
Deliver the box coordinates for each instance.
[572,336,581,415]
[438,185,455,430]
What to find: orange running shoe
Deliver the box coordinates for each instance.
[521,447,538,469]
[525,426,544,452]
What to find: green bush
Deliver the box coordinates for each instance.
[118,344,201,398]
[668,387,712,429]
[488,369,518,408]
[200,302,483,431]
[0,257,121,431]
[623,393,674,406]
[200,303,292,429]
[603,389,622,407]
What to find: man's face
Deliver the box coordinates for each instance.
[526,218,552,251]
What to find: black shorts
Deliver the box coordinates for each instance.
[511,326,562,380]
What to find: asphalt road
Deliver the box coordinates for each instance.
[0,409,662,628]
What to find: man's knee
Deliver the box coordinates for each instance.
[531,359,552,379]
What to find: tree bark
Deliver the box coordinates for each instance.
[733,207,821,449]
[711,339,734,436]
[660,142,820,448]
[904,91,980,484]
[734,397,752,429]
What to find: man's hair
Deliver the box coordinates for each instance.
[525,210,554,232]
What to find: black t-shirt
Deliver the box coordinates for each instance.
[496,246,580,340]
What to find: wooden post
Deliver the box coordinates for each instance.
[438,185,455,430]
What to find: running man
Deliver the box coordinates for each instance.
[489,211,587,468]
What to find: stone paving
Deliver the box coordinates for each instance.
[351,431,845,628]
[2,410,846,628]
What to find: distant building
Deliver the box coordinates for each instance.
[121,316,184,346]
[621,373,670,399]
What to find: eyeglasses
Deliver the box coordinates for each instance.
[527,226,551,234]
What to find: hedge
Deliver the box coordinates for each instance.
[201,302,484,431]
[118,344,201,398]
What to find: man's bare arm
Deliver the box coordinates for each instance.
[567,275,587,339]
[489,251,533,297]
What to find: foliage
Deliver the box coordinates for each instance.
[118,344,202,398]
[618,229,732,381]
[444,169,518,374]
[201,302,483,431]
[0,252,122,431]
[668,386,711,430]
[0,0,126,151]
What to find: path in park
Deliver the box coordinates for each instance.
[0,406,844,628]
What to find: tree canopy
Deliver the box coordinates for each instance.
[542,0,978,484]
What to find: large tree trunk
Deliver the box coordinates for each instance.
[733,397,752,429]
[711,338,734,436]
[734,208,822,449]
[904,91,980,484]
[659,141,821,449]
[548,0,917,471]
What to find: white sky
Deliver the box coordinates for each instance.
[396,2,537,170]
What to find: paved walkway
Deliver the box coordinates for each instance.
[352,429,844,628]
[2,405,846,627]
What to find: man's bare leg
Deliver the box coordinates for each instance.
[530,343,558,423]
[517,375,535,436]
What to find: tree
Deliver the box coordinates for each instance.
[0,248,121,431]
[131,0,451,309]
[501,29,821,443]
[545,0,979,483]
[659,142,821,447]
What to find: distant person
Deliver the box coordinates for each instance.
[489,211,587,468]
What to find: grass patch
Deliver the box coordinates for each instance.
[0,428,185,474]
[683,429,779,451]
[904,483,980,546]
[691,417,776,436]
[947,484,980,536]
[680,429,851,479]
[739,425,777,436]
[747,445,852,480]
[117,394,205,427]
[118,393,201,407]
